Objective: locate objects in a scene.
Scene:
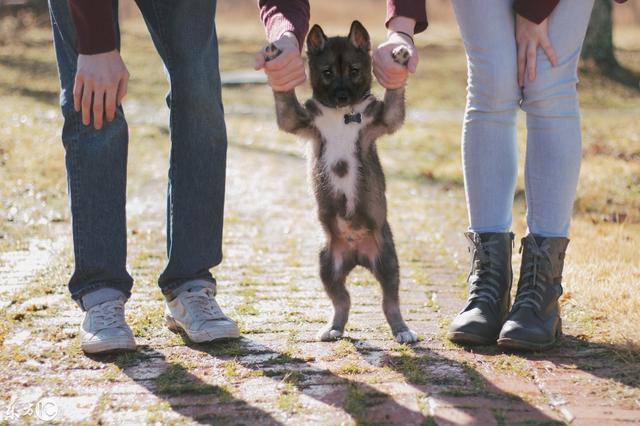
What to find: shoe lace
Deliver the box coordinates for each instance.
[468,239,504,306]
[513,242,550,311]
[92,300,127,330]
[183,289,226,322]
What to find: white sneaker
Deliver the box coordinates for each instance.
[165,287,241,343]
[80,299,137,354]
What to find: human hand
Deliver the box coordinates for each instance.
[255,32,306,92]
[373,17,418,89]
[516,15,557,87]
[74,49,129,130]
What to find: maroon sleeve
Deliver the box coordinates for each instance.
[258,0,310,50]
[513,0,560,24]
[386,0,428,35]
[69,0,116,55]
[515,0,626,23]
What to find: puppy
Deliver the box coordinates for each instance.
[268,21,417,343]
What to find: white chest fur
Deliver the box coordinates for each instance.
[313,100,373,216]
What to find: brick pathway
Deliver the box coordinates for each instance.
[1,107,639,426]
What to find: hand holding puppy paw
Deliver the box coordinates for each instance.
[373,17,419,89]
[255,32,306,92]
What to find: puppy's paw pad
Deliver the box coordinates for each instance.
[317,327,343,342]
[392,46,411,66]
[264,43,282,61]
[394,329,418,343]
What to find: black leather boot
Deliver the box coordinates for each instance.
[448,232,514,345]
[498,234,569,351]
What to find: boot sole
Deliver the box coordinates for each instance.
[447,331,495,346]
[497,337,556,352]
[497,326,562,352]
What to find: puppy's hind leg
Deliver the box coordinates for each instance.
[317,245,355,341]
[370,224,418,343]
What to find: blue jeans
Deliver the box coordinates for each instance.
[48,0,227,302]
[452,0,594,237]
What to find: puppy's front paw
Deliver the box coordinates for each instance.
[317,326,344,342]
[391,46,411,66]
[264,43,282,61]
[394,329,418,344]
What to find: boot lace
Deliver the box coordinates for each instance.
[92,299,127,330]
[513,242,551,311]
[183,289,227,322]
[468,239,504,306]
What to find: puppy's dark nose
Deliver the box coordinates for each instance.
[336,90,349,104]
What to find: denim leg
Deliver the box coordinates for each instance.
[521,0,595,237]
[452,0,522,233]
[134,0,227,293]
[49,0,133,301]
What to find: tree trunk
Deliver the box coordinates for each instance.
[582,0,617,67]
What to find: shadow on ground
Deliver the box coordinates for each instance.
[89,345,282,425]
[455,333,640,395]
[91,333,569,425]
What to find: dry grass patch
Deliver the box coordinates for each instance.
[561,220,640,345]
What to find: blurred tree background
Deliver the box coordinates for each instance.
[582,0,640,88]
[1,0,639,88]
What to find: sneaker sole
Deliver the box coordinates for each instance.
[447,331,495,346]
[82,337,137,354]
[165,315,241,343]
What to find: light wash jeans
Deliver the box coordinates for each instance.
[48,0,227,305]
[452,0,595,237]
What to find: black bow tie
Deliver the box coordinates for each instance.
[344,112,362,125]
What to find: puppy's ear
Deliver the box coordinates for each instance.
[348,20,370,51]
[307,24,327,53]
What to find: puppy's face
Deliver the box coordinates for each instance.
[306,21,372,108]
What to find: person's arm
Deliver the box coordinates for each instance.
[514,0,559,24]
[69,0,116,55]
[385,0,428,35]
[255,0,310,92]
[373,1,427,90]
[68,0,129,130]
[258,0,309,51]
[516,0,626,24]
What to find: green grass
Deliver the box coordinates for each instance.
[277,382,299,412]
[333,361,372,375]
[127,303,164,338]
[235,302,259,316]
[344,383,368,422]
[332,339,358,358]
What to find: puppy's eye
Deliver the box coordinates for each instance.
[349,68,360,77]
[322,69,333,78]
